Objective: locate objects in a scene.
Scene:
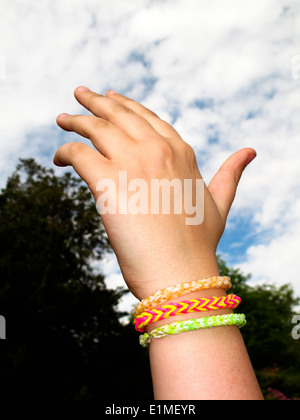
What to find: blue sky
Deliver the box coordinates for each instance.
[0,0,299,313]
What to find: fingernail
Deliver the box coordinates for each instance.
[245,154,256,166]
[106,90,119,96]
[58,113,70,118]
[77,86,90,93]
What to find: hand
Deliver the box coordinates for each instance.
[54,87,256,300]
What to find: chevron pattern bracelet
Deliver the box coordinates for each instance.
[134,294,241,332]
[139,313,247,347]
[134,276,232,317]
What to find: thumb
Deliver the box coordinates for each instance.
[208,148,257,223]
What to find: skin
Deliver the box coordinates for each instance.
[54,87,263,400]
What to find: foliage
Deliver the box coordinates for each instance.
[0,158,299,400]
[218,256,300,399]
[0,159,152,400]
[265,388,300,401]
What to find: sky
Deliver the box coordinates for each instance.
[0,0,299,315]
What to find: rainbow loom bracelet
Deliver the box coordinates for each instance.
[134,276,232,317]
[134,294,241,332]
[139,313,247,347]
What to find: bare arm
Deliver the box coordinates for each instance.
[148,288,263,400]
[54,87,263,400]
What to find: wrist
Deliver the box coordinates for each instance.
[144,288,231,334]
[131,252,220,301]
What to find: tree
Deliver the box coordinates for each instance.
[0,159,152,400]
[1,158,299,400]
[218,256,300,398]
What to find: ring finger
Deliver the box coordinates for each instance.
[56,113,134,159]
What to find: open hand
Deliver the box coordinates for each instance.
[54,87,256,300]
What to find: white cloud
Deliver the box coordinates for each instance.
[0,0,299,306]
[99,252,139,321]
[238,207,300,297]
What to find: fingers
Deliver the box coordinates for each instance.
[105,90,183,141]
[53,142,110,194]
[56,113,133,159]
[74,87,161,142]
[208,148,257,223]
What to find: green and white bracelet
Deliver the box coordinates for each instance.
[139,313,246,347]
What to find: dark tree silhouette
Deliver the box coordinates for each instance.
[218,256,300,398]
[0,159,152,400]
[1,159,299,400]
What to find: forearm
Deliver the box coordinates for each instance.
[149,317,263,400]
[145,263,263,400]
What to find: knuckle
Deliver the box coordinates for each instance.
[66,142,88,158]
[122,97,135,108]
[147,109,160,119]
[152,140,174,160]
[116,102,135,115]
[107,101,133,118]
[94,118,111,130]
[180,142,196,161]
[233,169,242,186]
[87,91,102,105]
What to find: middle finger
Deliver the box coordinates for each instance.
[74,87,162,143]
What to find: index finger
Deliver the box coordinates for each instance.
[53,142,111,195]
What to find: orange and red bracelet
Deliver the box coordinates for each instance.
[134,293,241,332]
[134,276,232,318]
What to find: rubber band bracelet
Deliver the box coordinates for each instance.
[134,294,241,332]
[139,313,246,347]
[134,276,232,317]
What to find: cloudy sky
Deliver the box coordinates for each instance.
[0,0,299,313]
